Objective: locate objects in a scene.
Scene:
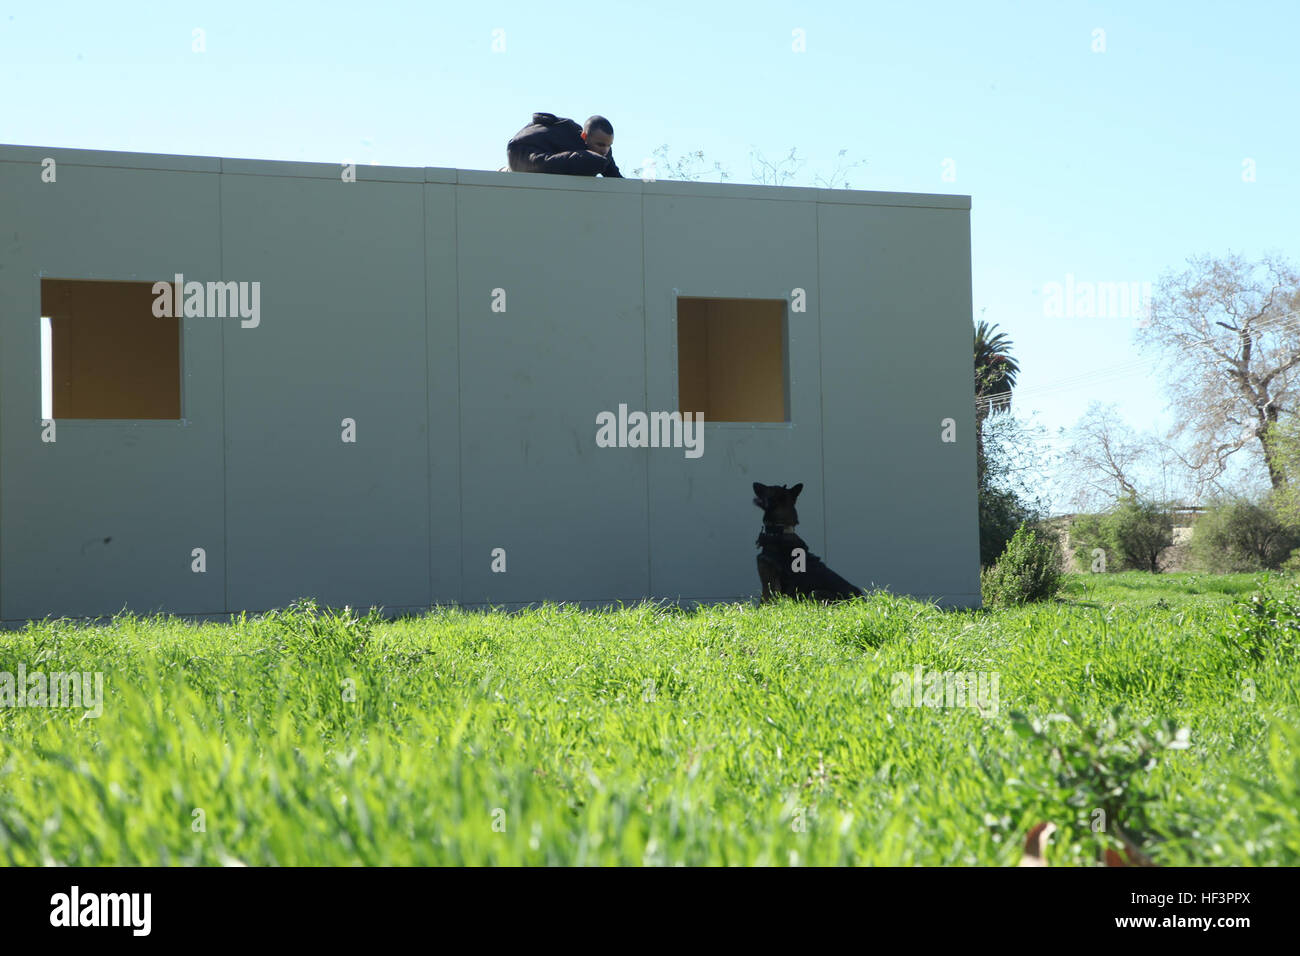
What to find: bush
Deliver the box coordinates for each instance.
[1010,702,1190,861]
[1070,496,1173,573]
[979,484,1036,568]
[977,410,1052,569]
[981,522,1063,607]
[1106,496,1174,573]
[1067,512,1108,572]
[1190,497,1300,572]
[1222,576,1300,664]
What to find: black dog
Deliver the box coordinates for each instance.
[752,482,864,603]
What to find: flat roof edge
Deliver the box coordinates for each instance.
[0,143,970,208]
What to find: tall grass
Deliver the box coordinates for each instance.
[0,576,1295,865]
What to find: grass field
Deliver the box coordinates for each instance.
[1,572,1297,865]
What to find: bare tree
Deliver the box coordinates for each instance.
[1063,403,1189,510]
[748,147,866,189]
[1141,253,1300,492]
[631,144,866,189]
[1064,403,1145,509]
[630,145,730,182]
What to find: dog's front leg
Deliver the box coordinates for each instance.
[757,554,781,604]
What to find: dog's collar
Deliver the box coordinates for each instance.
[761,523,797,534]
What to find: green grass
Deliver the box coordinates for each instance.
[1060,570,1266,608]
[0,572,1297,865]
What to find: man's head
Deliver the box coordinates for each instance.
[581,115,614,156]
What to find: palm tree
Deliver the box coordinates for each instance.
[974,320,1020,415]
[974,321,1020,487]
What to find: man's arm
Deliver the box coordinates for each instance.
[601,150,622,178]
[526,149,610,175]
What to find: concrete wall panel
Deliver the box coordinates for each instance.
[818,202,979,605]
[644,195,826,600]
[220,173,430,612]
[455,184,649,604]
[0,160,224,620]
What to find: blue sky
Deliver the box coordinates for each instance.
[3,1,1296,509]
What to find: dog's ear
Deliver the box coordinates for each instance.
[790,482,803,499]
[753,482,766,498]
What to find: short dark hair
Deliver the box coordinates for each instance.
[584,115,614,137]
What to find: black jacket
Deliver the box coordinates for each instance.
[506,112,623,178]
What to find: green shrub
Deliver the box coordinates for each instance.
[1240,721,1300,863]
[979,484,1036,569]
[1067,512,1108,572]
[1222,576,1300,663]
[1190,497,1300,572]
[1010,702,1190,861]
[1105,496,1174,573]
[1066,498,1173,573]
[981,522,1063,606]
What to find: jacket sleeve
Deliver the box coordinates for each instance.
[602,150,623,178]
[525,149,610,176]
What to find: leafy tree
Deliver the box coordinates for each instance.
[1067,511,1108,572]
[978,411,1055,567]
[972,322,1043,565]
[1069,496,1174,573]
[974,320,1021,487]
[980,484,1036,569]
[1189,496,1300,572]
[1107,496,1175,573]
[1264,415,1300,524]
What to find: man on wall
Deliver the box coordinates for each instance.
[505,113,622,177]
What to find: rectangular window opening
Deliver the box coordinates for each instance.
[39,278,181,420]
[676,296,788,423]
